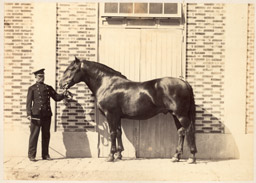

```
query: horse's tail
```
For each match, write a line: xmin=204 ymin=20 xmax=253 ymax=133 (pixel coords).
xmin=184 ymin=81 xmax=197 ymax=154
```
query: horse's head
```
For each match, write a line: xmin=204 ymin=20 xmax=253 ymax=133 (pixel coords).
xmin=59 ymin=57 xmax=83 ymax=89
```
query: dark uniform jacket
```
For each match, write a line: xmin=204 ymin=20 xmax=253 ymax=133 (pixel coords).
xmin=26 ymin=82 xmax=64 ymax=118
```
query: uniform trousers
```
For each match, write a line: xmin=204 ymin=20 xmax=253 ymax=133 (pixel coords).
xmin=28 ymin=116 xmax=51 ymax=159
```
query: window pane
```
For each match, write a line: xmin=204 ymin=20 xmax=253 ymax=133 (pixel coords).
xmin=105 ymin=3 xmax=118 ymax=13
xmin=134 ymin=3 xmax=148 ymax=14
xmin=149 ymin=3 xmax=162 ymax=14
xmin=120 ymin=3 xmax=133 ymax=13
xmin=164 ymin=3 xmax=178 ymax=14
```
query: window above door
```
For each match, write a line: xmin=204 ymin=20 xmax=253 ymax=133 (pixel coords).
xmin=101 ymin=3 xmax=182 ymax=18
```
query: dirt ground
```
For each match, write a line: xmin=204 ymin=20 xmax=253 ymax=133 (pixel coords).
xmin=3 ymin=156 xmax=254 ymax=181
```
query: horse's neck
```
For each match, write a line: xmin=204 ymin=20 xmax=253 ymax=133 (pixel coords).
xmin=81 ymin=63 xmax=110 ymax=94
xmin=82 ymin=61 xmax=128 ymax=95
xmin=82 ymin=72 xmax=101 ymax=95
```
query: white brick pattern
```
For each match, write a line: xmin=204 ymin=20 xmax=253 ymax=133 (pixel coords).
xmin=4 ymin=3 xmax=34 ymax=130
xmin=186 ymin=3 xmax=225 ymax=133
xmin=246 ymin=4 xmax=254 ymax=134
xmin=55 ymin=3 xmax=98 ymax=132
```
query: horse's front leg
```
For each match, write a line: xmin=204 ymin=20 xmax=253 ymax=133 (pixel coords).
xmin=106 ymin=129 xmax=117 ymax=162
xmin=115 ymin=124 xmax=124 ymax=160
xmin=106 ymin=113 xmax=119 ymax=162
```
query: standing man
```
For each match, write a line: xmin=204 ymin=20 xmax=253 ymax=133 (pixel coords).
xmin=26 ymin=68 xmax=66 ymax=161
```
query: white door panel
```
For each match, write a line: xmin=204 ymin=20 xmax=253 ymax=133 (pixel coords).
xmin=98 ymin=28 xmax=183 ymax=158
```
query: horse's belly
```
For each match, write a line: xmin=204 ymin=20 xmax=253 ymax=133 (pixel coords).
xmin=123 ymin=110 xmax=160 ymax=120
xmin=122 ymin=113 xmax=158 ymax=120
xmin=121 ymin=100 xmax=165 ymax=120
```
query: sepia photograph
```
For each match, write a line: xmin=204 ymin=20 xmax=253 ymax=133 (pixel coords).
xmin=0 ymin=1 xmax=255 ymax=182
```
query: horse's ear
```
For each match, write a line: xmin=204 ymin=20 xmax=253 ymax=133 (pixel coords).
xmin=74 ymin=56 xmax=80 ymax=63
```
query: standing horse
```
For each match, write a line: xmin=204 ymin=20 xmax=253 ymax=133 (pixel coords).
xmin=60 ymin=57 xmax=197 ymax=163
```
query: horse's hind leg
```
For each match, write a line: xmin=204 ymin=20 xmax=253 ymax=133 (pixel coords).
xmin=172 ymin=115 xmax=197 ymax=164
xmin=186 ymin=123 xmax=197 ymax=164
xmin=171 ymin=115 xmax=185 ymax=162
xmin=115 ymin=120 xmax=124 ymax=160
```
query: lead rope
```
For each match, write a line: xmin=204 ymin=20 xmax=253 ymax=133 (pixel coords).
xmin=63 ymin=89 xmax=73 ymax=106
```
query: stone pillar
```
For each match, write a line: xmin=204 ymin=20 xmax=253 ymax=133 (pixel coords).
xmin=224 ymin=4 xmax=253 ymax=159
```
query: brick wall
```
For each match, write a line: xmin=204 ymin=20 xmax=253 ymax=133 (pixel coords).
xmin=246 ymin=4 xmax=254 ymax=134
xmin=4 ymin=3 xmax=252 ymax=135
xmin=4 ymin=3 xmax=34 ymax=130
xmin=186 ymin=3 xmax=225 ymax=133
xmin=55 ymin=3 xmax=98 ymax=132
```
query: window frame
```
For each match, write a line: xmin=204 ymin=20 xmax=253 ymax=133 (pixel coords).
xmin=100 ymin=3 xmax=182 ymax=18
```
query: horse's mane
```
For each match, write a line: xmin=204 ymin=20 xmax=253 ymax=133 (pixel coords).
xmin=85 ymin=60 xmax=127 ymax=79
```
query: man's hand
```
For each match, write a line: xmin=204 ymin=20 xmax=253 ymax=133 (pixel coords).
xmin=63 ymin=90 xmax=73 ymax=99
xmin=27 ymin=116 xmax=31 ymax=121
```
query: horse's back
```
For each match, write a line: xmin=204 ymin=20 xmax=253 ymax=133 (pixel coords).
xmin=97 ymin=76 xmax=192 ymax=118
xmin=127 ymin=77 xmax=191 ymax=114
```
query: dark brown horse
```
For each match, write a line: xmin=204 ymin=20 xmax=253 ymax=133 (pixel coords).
xmin=60 ymin=57 xmax=197 ymax=163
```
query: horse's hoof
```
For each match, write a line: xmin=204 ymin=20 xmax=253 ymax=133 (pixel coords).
xmin=187 ymin=158 xmax=196 ymax=164
xmin=106 ymin=156 xmax=114 ymax=162
xmin=171 ymin=153 xmax=181 ymax=162
xmin=115 ymin=155 xmax=122 ymax=160
xmin=171 ymin=157 xmax=180 ymax=162
xmin=114 ymin=152 xmax=122 ymax=160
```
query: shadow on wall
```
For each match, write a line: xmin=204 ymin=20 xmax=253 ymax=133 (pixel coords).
xmin=98 ymin=112 xmax=179 ymax=158
xmin=61 ymin=99 xmax=92 ymax=158
xmin=98 ymin=105 xmax=240 ymax=160
xmin=195 ymin=106 xmax=225 ymax=133
xmin=123 ymin=113 xmax=178 ymax=158
xmin=183 ymin=105 xmax=240 ymax=160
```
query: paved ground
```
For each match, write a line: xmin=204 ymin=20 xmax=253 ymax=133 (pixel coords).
xmin=3 ymin=156 xmax=254 ymax=181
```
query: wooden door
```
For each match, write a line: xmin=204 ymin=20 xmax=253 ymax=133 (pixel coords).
xmin=98 ymin=28 xmax=183 ymax=158
xmin=98 ymin=28 xmax=140 ymax=158
xmin=138 ymin=29 xmax=183 ymax=158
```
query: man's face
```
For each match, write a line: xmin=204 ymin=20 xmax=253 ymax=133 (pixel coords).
xmin=35 ymin=74 xmax=45 ymax=83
